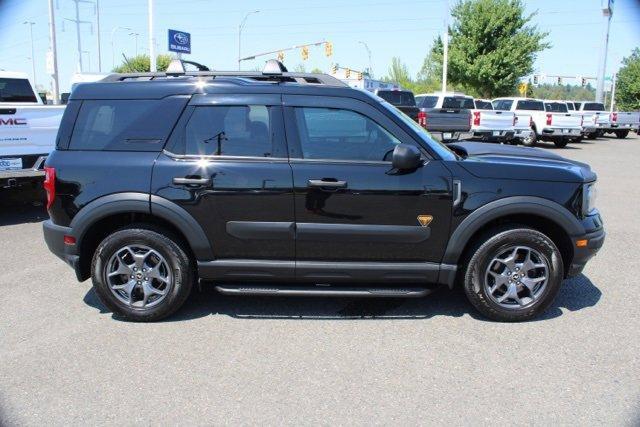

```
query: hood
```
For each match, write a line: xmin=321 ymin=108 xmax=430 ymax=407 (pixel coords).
xmin=448 ymin=141 xmax=596 ymax=183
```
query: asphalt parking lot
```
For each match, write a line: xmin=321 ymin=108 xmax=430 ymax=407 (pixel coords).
xmin=1 ymin=134 xmax=639 ymax=426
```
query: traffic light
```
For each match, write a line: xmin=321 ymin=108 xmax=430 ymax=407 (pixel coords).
xmin=557 ymin=76 xmax=562 ymax=85
xmin=301 ymin=46 xmax=309 ymax=61
xmin=345 ymin=68 xmax=351 ymax=78
xmin=277 ymin=51 xmax=284 ymax=62
xmin=324 ymin=41 xmax=333 ymax=57
xmin=581 ymin=77 xmax=587 ymax=87
xmin=356 ymin=71 xmax=363 ymax=80
xmin=533 ymin=75 xmax=539 ymax=85
xmin=331 ymin=64 xmax=338 ymax=74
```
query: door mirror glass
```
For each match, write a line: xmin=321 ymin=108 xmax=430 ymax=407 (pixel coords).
xmin=391 ymin=144 xmax=422 ymax=170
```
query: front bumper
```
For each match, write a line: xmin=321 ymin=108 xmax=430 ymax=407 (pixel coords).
xmin=43 ymin=219 xmax=83 ymax=281
xmin=567 ymin=213 xmax=605 ymax=277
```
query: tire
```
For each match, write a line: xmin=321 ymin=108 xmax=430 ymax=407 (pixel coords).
xmin=586 ymin=132 xmax=597 ymax=140
xmin=574 ymin=136 xmax=584 ymax=143
xmin=91 ymin=225 xmax=194 ymax=321
xmin=522 ymin=128 xmax=537 ymax=147
xmin=553 ymin=138 xmax=568 ymax=148
xmin=462 ymin=227 xmax=563 ymax=322
xmin=615 ymin=130 xmax=629 ymax=139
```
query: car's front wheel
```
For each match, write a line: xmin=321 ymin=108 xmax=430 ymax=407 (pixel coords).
xmin=615 ymin=130 xmax=629 ymax=139
xmin=91 ymin=225 xmax=194 ymax=321
xmin=554 ymin=138 xmax=569 ymax=148
xmin=463 ymin=227 xmax=563 ymax=322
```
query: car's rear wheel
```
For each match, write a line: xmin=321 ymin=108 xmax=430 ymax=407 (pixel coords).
xmin=554 ymin=138 xmax=569 ymax=148
xmin=522 ymin=129 xmax=537 ymax=147
xmin=91 ymin=225 xmax=194 ymax=321
xmin=463 ymin=227 xmax=563 ymax=322
xmin=615 ymin=130 xmax=629 ymax=139
xmin=586 ymin=132 xmax=597 ymax=140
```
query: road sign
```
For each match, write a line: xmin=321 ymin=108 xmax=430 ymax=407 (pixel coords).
xmin=168 ymin=29 xmax=191 ymax=54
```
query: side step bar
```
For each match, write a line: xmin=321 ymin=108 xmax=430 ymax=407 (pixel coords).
xmin=214 ymin=284 xmax=437 ymax=298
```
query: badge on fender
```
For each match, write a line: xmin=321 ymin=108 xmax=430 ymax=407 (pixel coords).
xmin=417 ymin=215 xmax=433 ymax=227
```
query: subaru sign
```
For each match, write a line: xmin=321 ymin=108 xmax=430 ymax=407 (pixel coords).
xmin=168 ymin=29 xmax=191 ymax=54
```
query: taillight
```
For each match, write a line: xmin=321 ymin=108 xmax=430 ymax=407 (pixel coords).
xmin=417 ymin=111 xmax=427 ymax=128
xmin=43 ymin=166 xmax=56 ymax=210
xmin=546 ymin=113 xmax=552 ymax=126
xmin=611 ymin=112 xmax=617 ymax=122
xmin=472 ymin=111 xmax=481 ymax=126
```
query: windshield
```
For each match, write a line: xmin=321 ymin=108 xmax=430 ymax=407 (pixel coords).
xmin=545 ymin=102 xmax=568 ymax=113
xmin=474 ymin=100 xmax=493 ymax=110
xmin=371 ymin=94 xmax=456 ymax=161
xmin=376 ymin=90 xmax=416 ymax=106
xmin=415 ymin=95 xmax=438 ymax=108
xmin=583 ymin=102 xmax=605 ymax=111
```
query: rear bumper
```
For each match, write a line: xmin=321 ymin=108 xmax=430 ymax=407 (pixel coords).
xmin=432 ymin=131 xmax=473 ymax=142
xmin=541 ymin=128 xmax=582 ymax=137
xmin=471 ymin=130 xmax=515 ymax=141
xmin=43 ymin=219 xmax=83 ymax=281
xmin=0 ymin=155 xmax=47 ymax=188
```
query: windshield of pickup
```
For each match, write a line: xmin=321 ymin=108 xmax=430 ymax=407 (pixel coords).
xmin=443 ymin=96 xmax=475 ymax=109
xmin=583 ymin=102 xmax=606 ymax=111
xmin=0 ymin=78 xmax=37 ymax=103
xmin=516 ymin=100 xmax=545 ymax=111
xmin=545 ymin=102 xmax=568 ymax=113
xmin=415 ymin=95 xmax=438 ymax=108
xmin=376 ymin=90 xmax=416 ymax=106
xmin=474 ymin=100 xmax=493 ymax=110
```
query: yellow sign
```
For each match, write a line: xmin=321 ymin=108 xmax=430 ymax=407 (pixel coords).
xmin=417 ymin=215 xmax=433 ymax=227
xmin=518 ymin=82 xmax=528 ymax=96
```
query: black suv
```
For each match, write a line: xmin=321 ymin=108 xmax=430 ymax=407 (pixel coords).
xmin=43 ymin=60 xmax=605 ymax=322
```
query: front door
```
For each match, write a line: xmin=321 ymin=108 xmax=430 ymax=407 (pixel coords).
xmin=151 ymin=93 xmax=295 ymax=267
xmin=283 ymin=95 xmax=453 ymax=265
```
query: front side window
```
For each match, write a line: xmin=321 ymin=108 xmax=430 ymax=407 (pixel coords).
xmin=183 ymin=105 xmax=273 ymax=157
xmin=293 ymin=107 xmax=402 ymax=162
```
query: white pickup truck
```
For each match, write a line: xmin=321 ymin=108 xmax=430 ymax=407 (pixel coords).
xmin=0 ymin=71 xmax=64 ymax=188
xmin=492 ymin=97 xmax=582 ymax=148
xmin=470 ymin=98 xmax=516 ymax=142
xmin=572 ymin=101 xmax=640 ymax=139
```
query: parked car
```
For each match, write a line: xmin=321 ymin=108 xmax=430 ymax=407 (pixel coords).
xmin=492 ymin=97 xmax=581 ymax=147
xmin=43 ymin=60 xmax=605 ymax=323
xmin=0 ymin=71 xmax=65 ymax=188
xmin=470 ymin=98 xmax=516 ymax=142
xmin=543 ymin=101 xmax=583 ymax=142
xmin=374 ymin=89 xmax=420 ymax=122
xmin=573 ymin=101 xmax=639 ymax=139
xmin=415 ymin=92 xmax=472 ymax=143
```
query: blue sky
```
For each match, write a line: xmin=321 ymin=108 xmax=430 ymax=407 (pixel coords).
xmin=0 ymin=0 xmax=638 ymax=92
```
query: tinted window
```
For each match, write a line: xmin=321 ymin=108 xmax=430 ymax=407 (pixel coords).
xmin=574 ymin=102 xmax=583 ymax=110
xmin=493 ymin=100 xmax=513 ymax=110
xmin=516 ymin=100 xmax=545 ymax=111
xmin=69 ymin=98 xmax=186 ymax=151
xmin=442 ymin=97 xmax=474 ymax=109
xmin=294 ymin=107 xmax=401 ymax=161
xmin=566 ymin=102 xmax=575 ymax=111
xmin=183 ymin=105 xmax=274 ymax=157
xmin=376 ymin=91 xmax=415 ymax=106
xmin=474 ymin=100 xmax=493 ymax=110
xmin=416 ymin=96 xmax=438 ymax=108
xmin=545 ymin=102 xmax=568 ymax=113
xmin=0 ymin=78 xmax=37 ymax=103
xmin=583 ymin=102 xmax=605 ymax=111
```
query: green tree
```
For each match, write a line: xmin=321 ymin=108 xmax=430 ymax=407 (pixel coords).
xmin=444 ymin=0 xmax=550 ymax=98
xmin=384 ymin=57 xmax=413 ymax=88
xmin=615 ymin=48 xmax=640 ymax=111
xmin=112 ymin=54 xmax=173 ymax=73
xmin=530 ymin=83 xmax=595 ymax=101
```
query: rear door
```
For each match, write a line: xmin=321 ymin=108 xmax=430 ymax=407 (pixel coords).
xmin=283 ymin=94 xmax=452 ymax=266
xmin=152 ymin=93 xmax=295 ymax=264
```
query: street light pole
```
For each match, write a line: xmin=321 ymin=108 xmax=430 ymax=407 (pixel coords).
xmin=441 ymin=0 xmax=450 ymax=93
xmin=596 ymin=1 xmax=613 ymax=103
xmin=130 ymin=32 xmax=140 ymax=56
xmin=111 ymin=26 xmax=132 ymax=69
xmin=95 ymin=0 xmax=102 ymax=72
xmin=238 ymin=10 xmax=259 ymax=70
xmin=47 ymin=0 xmax=60 ymax=104
xmin=358 ymin=41 xmax=372 ymax=76
xmin=23 ymin=21 xmax=36 ymax=89
xmin=148 ymin=0 xmax=156 ymax=71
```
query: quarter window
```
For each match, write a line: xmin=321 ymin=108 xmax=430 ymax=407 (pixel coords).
xmin=293 ymin=107 xmax=402 ymax=162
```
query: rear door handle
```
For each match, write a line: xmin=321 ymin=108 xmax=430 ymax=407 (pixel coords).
xmin=308 ymin=179 xmax=347 ymax=189
xmin=173 ymin=177 xmax=210 ymax=186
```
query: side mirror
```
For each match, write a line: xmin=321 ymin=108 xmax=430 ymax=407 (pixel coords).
xmin=391 ymin=144 xmax=422 ymax=171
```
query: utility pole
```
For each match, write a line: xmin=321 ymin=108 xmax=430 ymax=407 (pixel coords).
xmin=596 ymin=0 xmax=613 ymax=103
xmin=47 ymin=0 xmax=60 ymax=104
xmin=610 ymin=73 xmax=617 ymax=112
xmin=65 ymin=0 xmax=94 ymax=73
xmin=441 ymin=0 xmax=450 ymax=92
xmin=148 ymin=0 xmax=156 ymax=71
xmin=95 ymin=0 xmax=101 ymax=72
xmin=238 ymin=10 xmax=260 ymax=70
xmin=23 ymin=21 xmax=36 ymax=89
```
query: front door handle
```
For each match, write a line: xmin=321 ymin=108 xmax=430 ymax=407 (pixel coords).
xmin=173 ymin=176 xmax=210 ymax=186
xmin=307 ymin=179 xmax=347 ymax=189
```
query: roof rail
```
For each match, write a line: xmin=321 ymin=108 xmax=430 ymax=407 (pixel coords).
xmin=101 ymin=58 xmax=347 ymax=87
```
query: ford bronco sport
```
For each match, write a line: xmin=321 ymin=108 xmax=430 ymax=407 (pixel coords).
xmin=42 ymin=60 xmax=605 ymax=322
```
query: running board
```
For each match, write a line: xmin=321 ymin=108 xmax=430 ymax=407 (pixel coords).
xmin=214 ymin=284 xmax=436 ymax=298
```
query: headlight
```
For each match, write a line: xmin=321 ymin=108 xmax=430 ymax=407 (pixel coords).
xmin=583 ymin=182 xmax=597 ymax=215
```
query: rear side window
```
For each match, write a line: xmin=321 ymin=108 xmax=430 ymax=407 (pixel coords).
xmin=376 ymin=91 xmax=415 ymax=106
xmin=69 ymin=98 xmax=187 ymax=151
xmin=474 ymin=100 xmax=493 ymax=110
xmin=0 ymin=78 xmax=37 ymax=103
xmin=516 ymin=100 xmax=545 ymax=111
xmin=545 ymin=102 xmax=568 ymax=113
xmin=181 ymin=105 xmax=276 ymax=157
xmin=583 ymin=102 xmax=605 ymax=111
xmin=416 ymin=96 xmax=438 ymax=108
xmin=493 ymin=100 xmax=513 ymax=110
xmin=566 ymin=102 xmax=575 ymax=111
xmin=442 ymin=97 xmax=474 ymax=109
